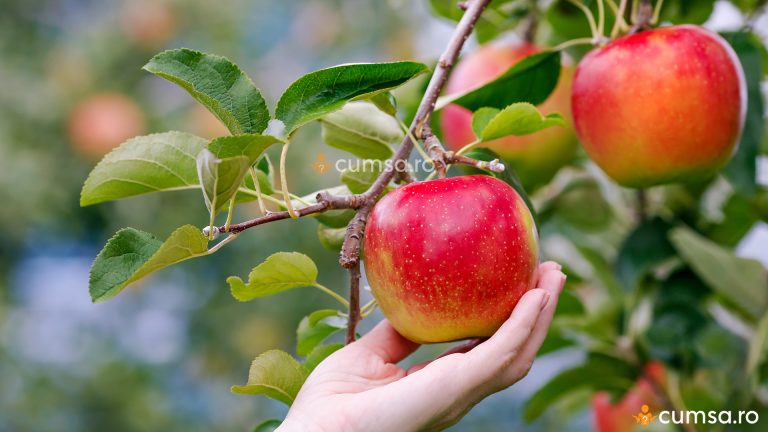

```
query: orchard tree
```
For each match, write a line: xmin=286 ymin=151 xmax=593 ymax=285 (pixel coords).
xmin=80 ymin=0 xmax=768 ymax=430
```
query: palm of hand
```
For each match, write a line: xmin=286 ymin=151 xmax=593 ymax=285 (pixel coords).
xmin=279 ymin=262 xmax=566 ymax=432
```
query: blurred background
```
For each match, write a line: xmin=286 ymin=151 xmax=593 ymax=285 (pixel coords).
xmin=0 ymin=0 xmax=766 ymax=431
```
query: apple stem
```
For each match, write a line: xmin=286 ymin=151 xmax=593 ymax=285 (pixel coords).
xmin=629 ymin=0 xmax=654 ymax=33
xmin=635 ymin=189 xmax=647 ymax=223
xmin=346 ymin=262 xmax=362 ymax=344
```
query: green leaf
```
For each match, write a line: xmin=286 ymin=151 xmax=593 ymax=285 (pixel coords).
xmin=305 ymin=343 xmax=343 ymax=371
xmin=204 ymin=135 xmax=282 ymax=209
xmin=722 ymin=32 xmax=765 ymax=196
xmin=143 ymin=49 xmax=269 ymax=134
xmin=206 ymin=134 xmax=283 ymax=162
xmin=232 ymin=350 xmax=309 ymax=406
xmin=276 ymin=62 xmax=429 ymax=133
xmin=524 ymin=352 xmax=636 ymax=422
xmin=317 ymin=224 xmax=346 ymax=252
xmin=669 ymin=226 xmax=768 ymax=321
xmin=320 ymin=102 xmax=400 ymax=160
xmin=296 ymin=310 xmax=346 ymax=356
xmin=547 ymin=178 xmax=613 ymax=232
xmin=748 ymin=312 xmax=768 ymax=376
xmin=227 ymin=252 xmax=318 ymax=302
xmin=196 ymin=149 xmax=251 ymax=214
xmin=477 ymin=103 xmax=565 ymax=141
xmin=370 ymin=92 xmax=398 ymax=116
xmin=462 ymin=147 xmax=537 ymax=225
xmin=89 ymin=225 xmax=210 ymax=302
xmin=340 ymin=162 xmax=384 ymax=194
xmin=615 ymin=218 xmax=676 ymax=291
xmin=438 ymin=51 xmax=561 ymax=111
xmin=252 ymin=419 xmax=282 ymax=432
xmin=80 ymin=132 xmax=207 ymax=206
xmin=471 ymin=107 xmax=499 ymax=137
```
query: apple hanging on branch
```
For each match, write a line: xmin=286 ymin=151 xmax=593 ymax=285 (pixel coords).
xmin=365 ymin=175 xmax=539 ymax=343
xmin=572 ymin=25 xmax=746 ymax=188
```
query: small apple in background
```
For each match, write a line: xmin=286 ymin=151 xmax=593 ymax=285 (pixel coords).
xmin=572 ymin=25 xmax=746 ymax=188
xmin=592 ymin=362 xmax=667 ymax=432
xmin=120 ymin=0 xmax=177 ymax=49
xmin=441 ymin=43 xmax=579 ymax=191
xmin=364 ymin=175 xmax=539 ymax=343
xmin=186 ymin=105 xmax=230 ymax=139
xmin=68 ymin=92 xmax=146 ymax=159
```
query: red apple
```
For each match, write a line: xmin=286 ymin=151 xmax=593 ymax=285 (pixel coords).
xmin=68 ymin=92 xmax=146 ymax=159
xmin=572 ymin=25 xmax=746 ymax=188
xmin=592 ymin=362 xmax=667 ymax=432
xmin=363 ymin=175 xmax=539 ymax=343
xmin=441 ymin=43 xmax=578 ymax=190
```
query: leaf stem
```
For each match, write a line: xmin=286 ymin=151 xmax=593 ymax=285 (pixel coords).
xmin=312 ymin=283 xmax=350 ymax=308
xmin=289 ymin=193 xmax=313 ymax=207
xmin=360 ymin=299 xmax=378 ymax=317
xmin=208 ymin=233 xmax=239 ymax=254
xmin=224 ymin=197 xmax=236 ymax=231
xmin=566 ymin=0 xmax=600 ymax=40
xmin=279 ymin=143 xmax=299 ymax=219
xmin=552 ymin=37 xmax=596 ymax=52
xmin=237 ymin=187 xmax=284 ymax=207
xmin=651 ymin=0 xmax=664 ymax=24
xmin=609 ymin=0 xmax=630 ymax=38
xmin=250 ymin=168 xmax=268 ymax=215
xmin=597 ymin=0 xmax=606 ymax=38
xmin=207 ymin=209 xmax=216 ymax=240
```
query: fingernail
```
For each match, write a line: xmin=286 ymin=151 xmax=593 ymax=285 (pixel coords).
xmin=540 ymin=292 xmax=550 ymax=309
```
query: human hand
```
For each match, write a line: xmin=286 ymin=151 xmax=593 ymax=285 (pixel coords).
xmin=278 ymin=261 xmax=567 ymax=432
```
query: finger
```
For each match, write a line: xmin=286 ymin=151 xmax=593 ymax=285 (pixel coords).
xmin=406 ymin=338 xmax=485 ymax=375
xmin=466 ymin=288 xmax=549 ymax=379
xmin=503 ymin=268 xmax=566 ymax=384
xmin=369 ymin=289 xmax=548 ymax=429
xmin=354 ymin=320 xmax=420 ymax=364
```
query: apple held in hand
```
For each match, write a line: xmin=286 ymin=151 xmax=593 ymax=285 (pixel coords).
xmin=363 ymin=175 xmax=539 ymax=343
xmin=441 ymin=43 xmax=578 ymax=190
xmin=572 ymin=25 xmax=746 ymax=188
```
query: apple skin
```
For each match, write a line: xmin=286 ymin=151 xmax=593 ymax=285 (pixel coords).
xmin=441 ymin=43 xmax=578 ymax=191
xmin=592 ymin=362 xmax=667 ymax=432
xmin=572 ymin=25 xmax=746 ymax=188
xmin=363 ymin=175 xmax=539 ymax=343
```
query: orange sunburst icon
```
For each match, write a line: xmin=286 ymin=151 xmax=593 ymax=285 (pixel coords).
xmin=633 ymin=404 xmax=657 ymax=426
xmin=312 ymin=153 xmax=330 ymax=174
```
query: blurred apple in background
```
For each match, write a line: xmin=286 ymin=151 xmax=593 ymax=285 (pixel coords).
xmin=186 ymin=105 xmax=230 ymax=140
xmin=68 ymin=92 xmax=146 ymax=159
xmin=592 ymin=362 xmax=667 ymax=432
xmin=442 ymin=42 xmax=579 ymax=191
xmin=120 ymin=0 xmax=177 ymax=49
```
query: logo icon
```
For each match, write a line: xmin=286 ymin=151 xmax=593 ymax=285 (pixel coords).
xmin=312 ymin=153 xmax=330 ymax=174
xmin=633 ymin=404 xmax=657 ymax=426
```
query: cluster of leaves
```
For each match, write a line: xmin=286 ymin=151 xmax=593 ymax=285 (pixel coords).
xmin=80 ymin=32 xmax=564 ymax=419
